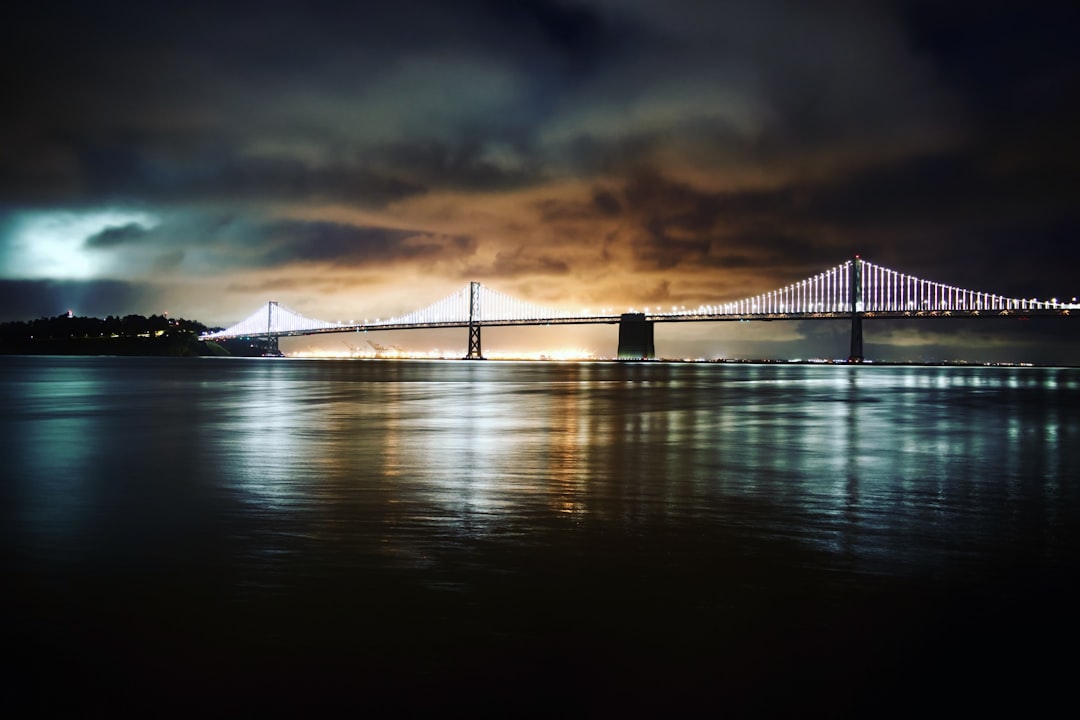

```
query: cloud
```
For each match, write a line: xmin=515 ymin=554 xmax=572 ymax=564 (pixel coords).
xmin=462 ymin=247 xmax=570 ymax=278
xmin=541 ymin=1 xmax=958 ymax=170
xmin=365 ymin=140 xmax=541 ymax=193
xmin=224 ymin=276 xmax=372 ymax=295
xmin=0 ymin=209 xmax=160 ymax=279
xmin=153 ymin=249 xmax=186 ymax=272
xmin=249 ymin=220 xmax=476 ymax=270
xmin=0 ymin=0 xmax=957 ymax=209
xmin=1 ymin=0 xmax=1078 ymax=364
xmin=532 ymin=168 xmax=845 ymax=279
xmin=84 ymin=223 xmax=152 ymax=249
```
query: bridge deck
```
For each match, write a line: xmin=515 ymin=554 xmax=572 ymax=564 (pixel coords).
xmin=207 ymin=308 xmax=1073 ymax=340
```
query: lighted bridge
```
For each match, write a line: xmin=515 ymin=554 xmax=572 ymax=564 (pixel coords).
xmin=200 ymin=257 xmax=1077 ymax=360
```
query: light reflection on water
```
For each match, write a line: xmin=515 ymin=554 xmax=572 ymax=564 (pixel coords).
xmin=4 ymin=358 xmax=1077 ymax=565
xmin=2 ymin=356 xmax=1079 ymax=714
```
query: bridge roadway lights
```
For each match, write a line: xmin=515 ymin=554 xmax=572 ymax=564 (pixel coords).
xmin=617 ymin=313 xmax=656 ymax=360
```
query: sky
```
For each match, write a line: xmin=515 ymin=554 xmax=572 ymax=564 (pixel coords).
xmin=2 ymin=0 xmax=1078 ymax=362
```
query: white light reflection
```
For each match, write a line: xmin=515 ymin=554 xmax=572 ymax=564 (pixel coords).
xmin=221 ymin=364 xmax=314 ymax=512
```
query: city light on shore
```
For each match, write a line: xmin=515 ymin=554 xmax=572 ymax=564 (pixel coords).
xmin=288 ymin=347 xmax=598 ymax=360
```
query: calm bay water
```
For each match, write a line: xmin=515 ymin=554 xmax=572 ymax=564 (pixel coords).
xmin=3 ymin=356 xmax=1079 ymax=715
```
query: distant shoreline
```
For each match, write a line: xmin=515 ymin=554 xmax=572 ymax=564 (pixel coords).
xmin=2 ymin=351 xmax=1075 ymax=369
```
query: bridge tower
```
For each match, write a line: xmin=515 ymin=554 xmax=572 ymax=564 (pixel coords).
xmin=265 ymin=301 xmax=280 ymax=356
xmin=465 ymin=281 xmax=484 ymax=360
xmin=848 ymin=257 xmax=864 ymax=363
xmin=617 ymin=313 xmax=656 ymax=360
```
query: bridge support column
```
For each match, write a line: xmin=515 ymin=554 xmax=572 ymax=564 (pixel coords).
xmin=263 ymin=301 xmax=282 ymax=357
xmin=617 ymin=313 xmax=655 ymax=360
xmin=466 ymin=324 xmax=483 ymax=360
xmin=849 ymin=313 xmax=863 ymax=363
xmin=247 ymin=334 xmax=280 ymax=357
xmin=848 ymin=257 xmax=864 ymax=363
xmin=465 ymin=281 xmax=485 ymax=360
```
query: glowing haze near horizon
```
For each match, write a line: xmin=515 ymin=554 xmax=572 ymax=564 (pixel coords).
xmin=1 ymin=1 xmax=1078 ymax=361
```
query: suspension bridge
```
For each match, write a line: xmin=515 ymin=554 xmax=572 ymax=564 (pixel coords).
xmin=200 ymin=257 xmax=1077 ymax=361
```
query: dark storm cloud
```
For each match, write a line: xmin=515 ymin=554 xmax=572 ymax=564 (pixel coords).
xmin=541 ymin=0 xmax=1077 ymax=289
xmin=73 ymin=213 xmax=473 ymax=275
xmin=537 ymin=169 xmax=844 ymax=274
xmin=538 ymin=142 xmax=1078 ymax=296
xmin=901 ymin=1 xmax=1080 ymax=127
xmin=251 ymin=220 xmax=475 ymax=269
xmin=374 ymin=139 xmax=551 ymax=192
xmin=224 ymin=276 xmax=373 ymax=295
xmin=546 ymin=0 xmax=961 ymax=164
xmin=2 ymin=0 xmax=954 ymax=208
xmin=781 ymin=144 xmax=1080 ymax=290
xmin=2 ymin=0 xmax=1068 ymax=215
xmin=153 ymin=249 xmax=186 ymax=272
xmin=591 ymin=188 xmax=622 ymax=217
xmin=210 ymin=157 xmax=428 ymax=205
xmin=84 ymin=223 xmax=151 ymax=249
xmin=462 ymin=247 xmax=570 ymax=279
xmin=0 ymin=0 xmax=613 ymax=206
xmin=2 ymin=135 xmax=429 ymax=208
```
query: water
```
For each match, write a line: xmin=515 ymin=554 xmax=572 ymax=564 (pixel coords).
xmin=2 ymin=356 xmax=1078 ymax=715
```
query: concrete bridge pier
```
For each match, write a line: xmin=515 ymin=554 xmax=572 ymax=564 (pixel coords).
xmin=849 ymin=313 xmax=863 ymax=363
xmin=617 ymin=313 xmax=656 ymax=360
